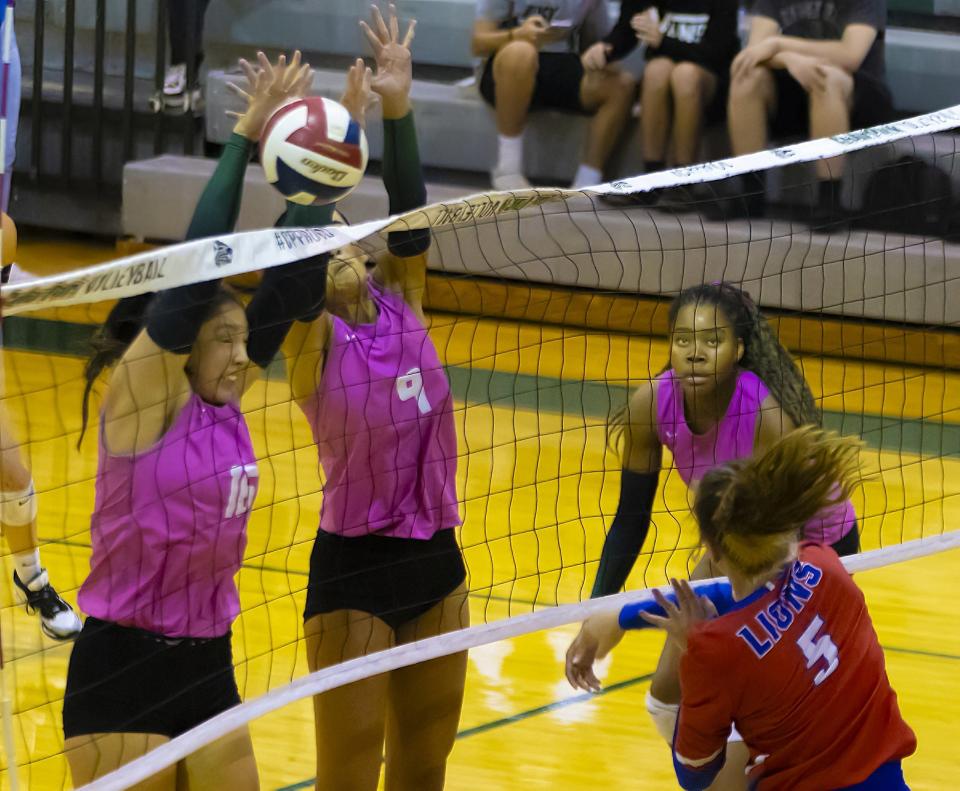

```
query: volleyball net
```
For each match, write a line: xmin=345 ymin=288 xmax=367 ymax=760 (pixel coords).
xmin=1 ymin=105 xmax=959 ymax=789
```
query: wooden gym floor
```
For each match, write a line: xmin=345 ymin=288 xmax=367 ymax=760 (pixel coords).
xmin=0 ymin=234 xmax=957 ymax=790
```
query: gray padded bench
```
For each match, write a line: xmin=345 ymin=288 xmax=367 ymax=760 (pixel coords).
xmin=122 ymin=155 xmax=485 ymax=241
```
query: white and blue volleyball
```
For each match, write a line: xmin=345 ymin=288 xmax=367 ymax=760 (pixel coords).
xmin=260 ymin=96 xmax=368 ymax=206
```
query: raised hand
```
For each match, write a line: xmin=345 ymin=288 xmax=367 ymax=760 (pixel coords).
xmin=339 ymin=58 xmax=375 ymax=128
xmin=228 ymin=50 xmax=314 ymax=141
xmin=360 ymin=2 xmax=415 ymax=119
xmin=639 ymin=579 xmax=718 ymax=652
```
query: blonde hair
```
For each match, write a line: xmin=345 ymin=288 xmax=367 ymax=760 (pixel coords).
xmin=693 ymin=427 xmax=862 ymax=576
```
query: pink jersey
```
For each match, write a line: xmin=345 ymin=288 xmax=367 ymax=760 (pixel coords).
xmin=302 ymin=279 xmax=460 ymax=539
xmin=655 ymin=369 xmax=856 ymax=544
xmin=79 ymin=393 xmax=258 ymax=638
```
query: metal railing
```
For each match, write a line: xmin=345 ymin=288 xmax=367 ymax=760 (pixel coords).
xmin=24 ymin=0 xmax=201 ymax=192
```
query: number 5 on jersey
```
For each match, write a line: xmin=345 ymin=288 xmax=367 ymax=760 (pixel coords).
xmin=797 ymin=614 xmax=839 ymax=686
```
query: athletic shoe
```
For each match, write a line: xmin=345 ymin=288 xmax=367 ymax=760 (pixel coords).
xmin=13 ymin=569 xmax=82 ymax=640
xmin=491 ymin=169 xmax=532 ymax=192
xmin=164 ymin=63 xmax=187 ymax=97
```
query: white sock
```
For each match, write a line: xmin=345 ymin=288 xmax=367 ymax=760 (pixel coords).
xmin=496 ymin=133 xmax=525 ymax=174
xmin=14 ymin=549 xmax=42 ymax=585
xmin=572 ymin=164 xmax=603 ymax=189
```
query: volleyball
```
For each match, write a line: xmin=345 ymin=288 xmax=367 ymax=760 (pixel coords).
xmin=260 ymin=96 xmax=369 ymax=206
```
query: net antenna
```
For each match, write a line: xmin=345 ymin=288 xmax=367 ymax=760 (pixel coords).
xmin=0 ymin=1 xmax=20 ymax=790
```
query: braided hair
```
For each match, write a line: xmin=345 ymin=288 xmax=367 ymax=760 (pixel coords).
xmin=667 ymin=282 xmax=820 ymax=429
xmin=609 ymin=282 xmax=820 ymax=452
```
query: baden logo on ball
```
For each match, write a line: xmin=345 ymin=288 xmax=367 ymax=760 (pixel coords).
xmin=260 ymin=96 xmax=369 ymax=206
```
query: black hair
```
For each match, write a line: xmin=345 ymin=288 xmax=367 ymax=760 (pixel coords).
xmin=667 ymin=282 xmax=820 ymax=428
xmin=78 ymin=288 xmax=241 ymax=447
xmin=609 ymin=282 xmax=820 ymax=452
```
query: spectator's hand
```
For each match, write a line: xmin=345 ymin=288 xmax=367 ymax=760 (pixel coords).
xmin=360 ymin=2 xmax=415 ymax=119
xmin=228 ymin=50 xmax=313 ymax=141
xmin=513 ymin=14 xmax=550 ymax=48
xmin=339 ymin=58 xmax=375 ymax=128
xmin=631 ymin=9 xmax=663 ymax=48
xmin=781 ymin=52 xmax=829 ymax=93
xmin=581 ymin=41 xmax=613 ymax=71
xmin=731 ymin=37 xmax=780 ymax=80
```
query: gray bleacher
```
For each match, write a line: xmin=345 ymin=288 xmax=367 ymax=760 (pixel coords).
xmin=101 ymin=0 xmax=960 ymax=317
xmin=120 ymin=0 xmax=960 ymax=238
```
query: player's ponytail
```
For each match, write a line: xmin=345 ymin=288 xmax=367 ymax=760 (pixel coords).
xmin=694 ymin=427 xmax=861 ymax=576
xmin=78 ymin=293 xmax=154 ymax=447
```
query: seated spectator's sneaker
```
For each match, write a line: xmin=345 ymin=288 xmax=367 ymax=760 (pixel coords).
xmin=491 ymin=169 xmax=532 ymax=192
xmin=164 ymin=63 xmax=187 ymax=97
xmin=596 ymin=189 xmax=662 ymax=208
xmin=657 ymin=176 xmax=766 ymax=220
xmin=13 ymin=569 xmax=82 ymax=640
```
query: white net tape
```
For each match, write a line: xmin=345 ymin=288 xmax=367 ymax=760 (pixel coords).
xmin=4 ymin=103 xmax=960 ymax=319
xmin=83 ymin=531 xmax=960 ymax=790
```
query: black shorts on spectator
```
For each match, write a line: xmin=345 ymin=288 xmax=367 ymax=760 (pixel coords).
xmin=472 ymin=0 xmax=635 ymax=191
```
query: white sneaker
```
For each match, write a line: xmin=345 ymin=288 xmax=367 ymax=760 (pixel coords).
xmin=491 ymin=169 xmax=532 ymax=192
xmin=13 ymin=569 xmax=83 ymax=640
xmin=164 ymin=63 xmax=187 ymax=97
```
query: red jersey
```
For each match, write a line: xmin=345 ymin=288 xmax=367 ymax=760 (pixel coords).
xmin=674 ymin=543 xmax=916 ymax=790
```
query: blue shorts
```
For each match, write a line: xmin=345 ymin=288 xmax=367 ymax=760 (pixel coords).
xmin=838 ymin=761 xmax=909 ymax=790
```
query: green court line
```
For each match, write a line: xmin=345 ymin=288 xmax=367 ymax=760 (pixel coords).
xmin=272 ymin=639 xmax=960 ymax=791
xmin=272 ymin=671 xmax=657 ymax=791
xmin=5 ymin=315 xmax=960 ymax=457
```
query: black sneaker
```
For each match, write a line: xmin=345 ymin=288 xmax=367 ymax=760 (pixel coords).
xmin=13 ymin=569 xmax=82 ymax=640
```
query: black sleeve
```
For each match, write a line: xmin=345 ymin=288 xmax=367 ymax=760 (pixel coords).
xmin=245 ymin=254 xmax=329 ymax=369
xmin=653 ymin=0 xmax=740 ymax=74
xmin=146 ymin=134 xmax=255 ymax=353
xmin=244 ymin=202 xmax=336 ymax=369
xmin=839 ymin=0 xmax=885 ymax=31
xmin=590 ymin=469 xmax=659 ymax=598
xmin=604 ymin=0 xmax=646 ymax=62
xmin=749 ymin=0 xmax=779 ymax=24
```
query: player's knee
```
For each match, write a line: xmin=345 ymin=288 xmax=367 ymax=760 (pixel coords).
xmin=729 ymin=65 xmax=769 ymax=100
xmin=642 ymin=57 xmax=676 ymax=94
xmin=0 ymin=479 xmax=37 ymax=527
xmin=595 ymin=70 xmax=636 ymax=110
xmin=493 ymin=41 xmax=539 ymax=78
xmin=670 ymin=62 xmax=705 ymax=103
xmin=646 ymin=691 xmax=680 ymax=744
xmin=815 ymin=65 xmax=853 ymax=102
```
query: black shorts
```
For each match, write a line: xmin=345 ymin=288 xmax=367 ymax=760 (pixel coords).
xmin=480 ymin=51 xmax=587 ymax=114
xmin=62 ymin=617 xmax=240 ymax=739
xmin=771 ymin=68 xmax=894 ymax=138
xmin=830 ymin=521 xmax=860 ymax=557
xmin=304 ymin=528 xmax=467 ymax=631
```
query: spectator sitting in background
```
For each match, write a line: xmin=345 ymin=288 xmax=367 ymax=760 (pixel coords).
xmin=727 ymin=0 xmax=893 ymax=217
xmin=584 ymin=0 xmax=739 ymax=175
xmin=472 ymin=0 xmax=636 ymax=190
